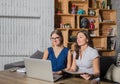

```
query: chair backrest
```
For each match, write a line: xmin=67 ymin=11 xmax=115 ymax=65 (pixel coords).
xmin=30 ymin=50 xmax=43 ymax=59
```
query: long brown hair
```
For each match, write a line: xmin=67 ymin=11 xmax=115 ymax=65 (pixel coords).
xmin=75 ymin=30 xmax=93 ymax=59
xmin=50 ymin=30 xmax=64 ymax=45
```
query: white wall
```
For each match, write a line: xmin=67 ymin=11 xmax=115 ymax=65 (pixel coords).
xmin=0 ymin=0 xmax=54 ymax=70
xmin=0 ymin=0 xmax=54 ymax=55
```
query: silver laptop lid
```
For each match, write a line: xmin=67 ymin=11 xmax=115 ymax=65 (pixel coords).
xmin=24 ymin=58 xmax=54 ymax=82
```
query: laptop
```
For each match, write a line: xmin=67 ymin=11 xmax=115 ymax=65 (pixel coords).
xmin=24 ymin=58 xmax=63 ymax=82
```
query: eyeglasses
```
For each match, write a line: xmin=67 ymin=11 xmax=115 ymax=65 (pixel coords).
xmin=50 ymin=37 xmax=60 ymax=41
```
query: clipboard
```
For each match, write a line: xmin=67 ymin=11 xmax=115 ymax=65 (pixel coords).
xmin=62 ymin=70 xmax=87 ymax=75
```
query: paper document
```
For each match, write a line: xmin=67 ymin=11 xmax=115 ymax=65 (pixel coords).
xmin=17 ymin=68 xmax=26 ymax=73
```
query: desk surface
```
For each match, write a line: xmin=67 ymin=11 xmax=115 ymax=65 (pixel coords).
xmin=0 ymin=70 xmax=111 ymax=84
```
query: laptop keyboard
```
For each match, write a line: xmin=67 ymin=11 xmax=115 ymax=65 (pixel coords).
xmin=53 ymin=74 xmax=63 ymax=81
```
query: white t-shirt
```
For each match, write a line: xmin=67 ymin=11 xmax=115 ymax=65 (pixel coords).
xmin=73 ymin=46 xmax=99 ymax=74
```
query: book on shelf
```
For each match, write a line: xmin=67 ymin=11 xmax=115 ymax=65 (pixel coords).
xmin=103 ymin=20 xmax=114 ymax=23
xmin=107 ymin=38 xmax=116 ymax=50
xmin=111 ymin=39 xmax=116 ymax=50
xmin=107 ymin=26 xmax=116 ymax=36
xmin=98 ymin=14 xmax=102 ymax=22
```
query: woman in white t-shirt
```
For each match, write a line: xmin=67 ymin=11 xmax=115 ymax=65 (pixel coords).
xmin=70 ymin=30 xmax=100 ymax=81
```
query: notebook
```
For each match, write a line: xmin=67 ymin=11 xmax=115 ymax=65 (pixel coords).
xmin=62 ymin=69 xmax=87 ymax=75
xmin=24 ymin=58 xmax=63 ymax=82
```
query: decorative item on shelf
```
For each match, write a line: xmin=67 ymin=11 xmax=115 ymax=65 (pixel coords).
xmin=110 ymin=39 xmax=116 ymax=50
xmin=107 ymin=37 xmax=116 ymax=50
xmin=93 ymin=0 xmax=97 ymax=8
xmin=64 ymin=23 xmax=71 ymax=28
xmin=77 ymin=9 xmax=85 ymax=15
xmin=89 ymin=19 xmax=95 ymax=30
xmin=107 ymin=37 xmax=112 ymax=50
xmin=107 ymin=27 xmax=116 ymax=36
xmin=98 ymin=0 xmax=103 ymax=9
xmin=69 ymin=35 xmax=76 ymax=42
xmin=107 ymin=4 xmax=110 ymax=10
xmin=96 ymin=1 xmax=101 ymax=8
xmin=107 ymin=4 xmax=112 ymax=10
xmin=107 ymin=28 xmax=113 ymax=36
xmin=56 ymin=0 xmax=62 ymax=14
xmin=90 ymin=32 xmax=96 ymax=37
xmin=88 ymin=9 xmax=96 ymax=16
xmin=80 ymin=18 xmax=89 ymax=28
xmin=60 ymin=23 xmax=64 ymax=28
xmin=56 ymin=8 xmax=62 ymax=14
xmin=71 ymin=4 xmax=76 ymax=14
xmin=101 ymin=0 xmax=107 ymax=9
xmin=98 ymin=14 xmax=102 ymax=22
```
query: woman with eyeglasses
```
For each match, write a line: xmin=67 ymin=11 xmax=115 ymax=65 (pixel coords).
xmin=70 ymin=30 xmax=100 ymax=83
xmin=42 ymin=30 xmax=72 ymax=75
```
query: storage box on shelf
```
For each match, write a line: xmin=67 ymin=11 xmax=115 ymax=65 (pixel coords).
xmin=99 ymin=37 xmax=116 ymax=56
xmin=100 ymin=50 xmax=116 ymax=57
xmin=99 ymin=10 xmax=116 ymax=37
xmin=68 ymin=0 xmax=88 ymax=15
xmin=55 ymin=14 xmax=76 ymax=28
xmin=89 ymin=0 xmax=100 ymax=8
xmin=55 ymin=0 xmax=68 ymax=14
xmin=54 ymin=0 xmax=117 ymax=56
xmin=99 ymin=23 xmax=117 ymax=37
xmin=99 ymin=10 xmax=116 ymax=23
xmin=98 ymin=9 xmax=117 ymax=56
xmin=77 ymin=15 xmax=99 ymax=36
xmin=92 ymin=36 xmax=107 ymax=50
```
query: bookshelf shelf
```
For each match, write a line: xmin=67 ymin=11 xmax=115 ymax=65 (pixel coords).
xmin=54 ymin=0 xmax=117 ymax=56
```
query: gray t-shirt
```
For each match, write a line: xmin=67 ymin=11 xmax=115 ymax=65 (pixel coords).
xmin=73 ymin=46 xmax=99 ymax=74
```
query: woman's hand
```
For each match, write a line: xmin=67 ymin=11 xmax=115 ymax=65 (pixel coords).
xmin=69 ymin=68 xmax=76 ymax=72
xmin=64 ymin=68 xmax=70 ymax=71
xmin=80 ymin=73 xmax=94 ymax=80
xmin=53 ymin=71 xmax=62 ymax=75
